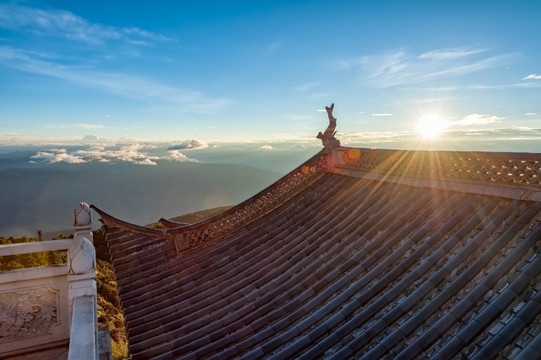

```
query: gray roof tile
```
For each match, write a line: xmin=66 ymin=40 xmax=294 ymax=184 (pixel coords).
xmin=91 ymin=147 xmax=541 ymax=359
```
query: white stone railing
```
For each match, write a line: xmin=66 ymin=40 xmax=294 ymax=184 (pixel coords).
xmin=0 ymin=203 xmax=100 ymax=360
xmin=0 ymin=241 xmax=71 ymax=357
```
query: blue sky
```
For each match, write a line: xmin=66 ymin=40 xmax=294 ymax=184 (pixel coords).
xmin=1 ymin=0 xmax=540 ymax=151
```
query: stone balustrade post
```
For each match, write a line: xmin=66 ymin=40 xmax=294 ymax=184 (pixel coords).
xmin=67 ymin=202 xmax=97 ymax=327
xmin=67 ymin=202 xmax=99 ymax=360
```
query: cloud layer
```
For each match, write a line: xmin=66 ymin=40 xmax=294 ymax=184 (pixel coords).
xmin=30 ymin=143 xmax=200 ymax=165
xmin=454 ymin=114 xmax=503 ymax=126
xmin=341 ymin=127 xmax=541 ymax=152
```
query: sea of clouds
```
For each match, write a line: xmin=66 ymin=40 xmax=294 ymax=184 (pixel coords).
xmin=3 ymin=127 xmax=540 ymax=173
xmin=29 ymin=142 xmax=201 ymax=166
xmin=4 ymin=138 xmax=322 ymax=173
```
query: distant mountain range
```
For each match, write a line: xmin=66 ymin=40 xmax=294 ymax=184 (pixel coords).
xmin=0 ymin=160 xmax=282 ymax=237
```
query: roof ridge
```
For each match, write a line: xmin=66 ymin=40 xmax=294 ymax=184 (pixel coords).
xmin=329 ymin=147 xmax=541 ymax=201
xmin=164 ymin=150 xmax=327 ymax=253
xmin=90 ymin=204 xmax=163 ymax=236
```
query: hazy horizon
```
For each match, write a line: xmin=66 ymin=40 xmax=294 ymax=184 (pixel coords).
xmin=1 ymin=127 xmax=539 ymax=238
xmin=1 ymin=123 xmax=540 ymax=176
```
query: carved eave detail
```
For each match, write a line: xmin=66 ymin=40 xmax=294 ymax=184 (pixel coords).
xmin=90 ymin=205 xmax=163 ymax=237
xmin=167 ymin=152 xmax=325 ymax=254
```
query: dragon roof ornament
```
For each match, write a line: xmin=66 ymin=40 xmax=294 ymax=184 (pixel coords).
xmin=317 ymin=103 xmax=340 ymax=149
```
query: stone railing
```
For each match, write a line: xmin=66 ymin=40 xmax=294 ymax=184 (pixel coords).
xmin=0 ymin=203 xmax=102 ymax=360
xmin=330 ymin=147 xmax=541 ymax=186
xmin=0 ymin=239 xmax=71 ymax=357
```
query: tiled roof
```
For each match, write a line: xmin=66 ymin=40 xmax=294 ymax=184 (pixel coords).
xmin=92 ymin=147 xmax=541 ymax=359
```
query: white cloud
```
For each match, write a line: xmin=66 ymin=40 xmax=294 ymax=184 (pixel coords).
xmin=341 ymin=47 xmax=516 ymax=88
xmin=469 ymin=81 xmax=541 ymax=90
xmin=418 ymin=48 xmax=488 ymax=60
xmin=371 ymin=113 xmax=393 ymax=117
xmin=76 ymin=123 xmax=103 ymax=129
xmin=167 ymin=139 xmax=208 ymax=150
xmin=524 ymin=112 xmax=537 ymax=116
xmin=45 ymin=123 xmax=104 ymax=129
xmin=0 ymin=4 xmax=228 ymax=114
xmin=259 ymin=145 xmax=273 ymax=150
xmin=29 ymin=142 xmax=204 ymax=165
xmin=168 ymin=150 xmax=198 ymax=162
xmin=522 ymin=74 xmax=541 ymax=80
xmin=106 ymin=144 xmax=159 ymax=163
xmin=72 ymin=145 xmax=107 ymax=160
xmin=340 ymin=128 xmax=541 ymax=151
xmin=30 ymin=149 xmax=86 ymax=164
xmin=133 ymin=158 xmax=157 ymax=166
xmin=293 ymin=82 xmax=320 ymax=92
xmin=454 ymin=113 xmax=503 ymax=126
xmin=0 ymin=46 xmax=230 ymax=112
xmin=0 ymin=4 xmax=171 ymax=46
xmin=122 ymin=26 xmax=171 ymax=43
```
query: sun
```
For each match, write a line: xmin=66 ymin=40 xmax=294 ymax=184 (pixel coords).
xmin=415 ymin=114 xmax=449 ymax=138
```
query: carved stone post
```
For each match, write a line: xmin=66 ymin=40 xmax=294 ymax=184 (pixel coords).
xmin=69 ymin=203 xmax=96 ymax=275
xmin=67 ymin=203 xmax=97 ymax=329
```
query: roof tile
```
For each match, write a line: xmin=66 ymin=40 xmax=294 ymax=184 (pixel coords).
xmin=93 ymin=148 xmax=541 ymax=359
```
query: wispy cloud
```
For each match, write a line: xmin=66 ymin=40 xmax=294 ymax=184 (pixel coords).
xmin=45 ymin=123 xmax=104 ymax=129
xmin=371 ymin=113 xmax=393 ymax=117
xmin=469 ymin=81 xmax=541 ymax=89
xmin=282 ymin=114 xmax=312 ymax=121
xmin=340 ymin=131 xmax=411 ymax=145
xmin=341 ymin=127 xmax=541 ymax=152
xmin=263 ymin=40 xmax=283 ymax=56
xmin=418 ymin=48 xmax=488 ymax=60
xmin=293 ymin=82 xmax=321 ymax=92
xmin=0 ymin=4 xmax=229 ymax=113
xmin=383 ymin=97 xmax=455 ymax=107
xmin=0 ymin=3 xmax=172 ymax=46
xmin=0 ymin=46 xmax=230 ymax=112
xmin=524 ymin=112 xmax=537 ymax=116
xmin=338 ymin=47 xmax=516 ymax=88
xmin=523 ymin=74 xmax=541 ymax=80
xmin=454 ymin=113 xmax=503 ymax=126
